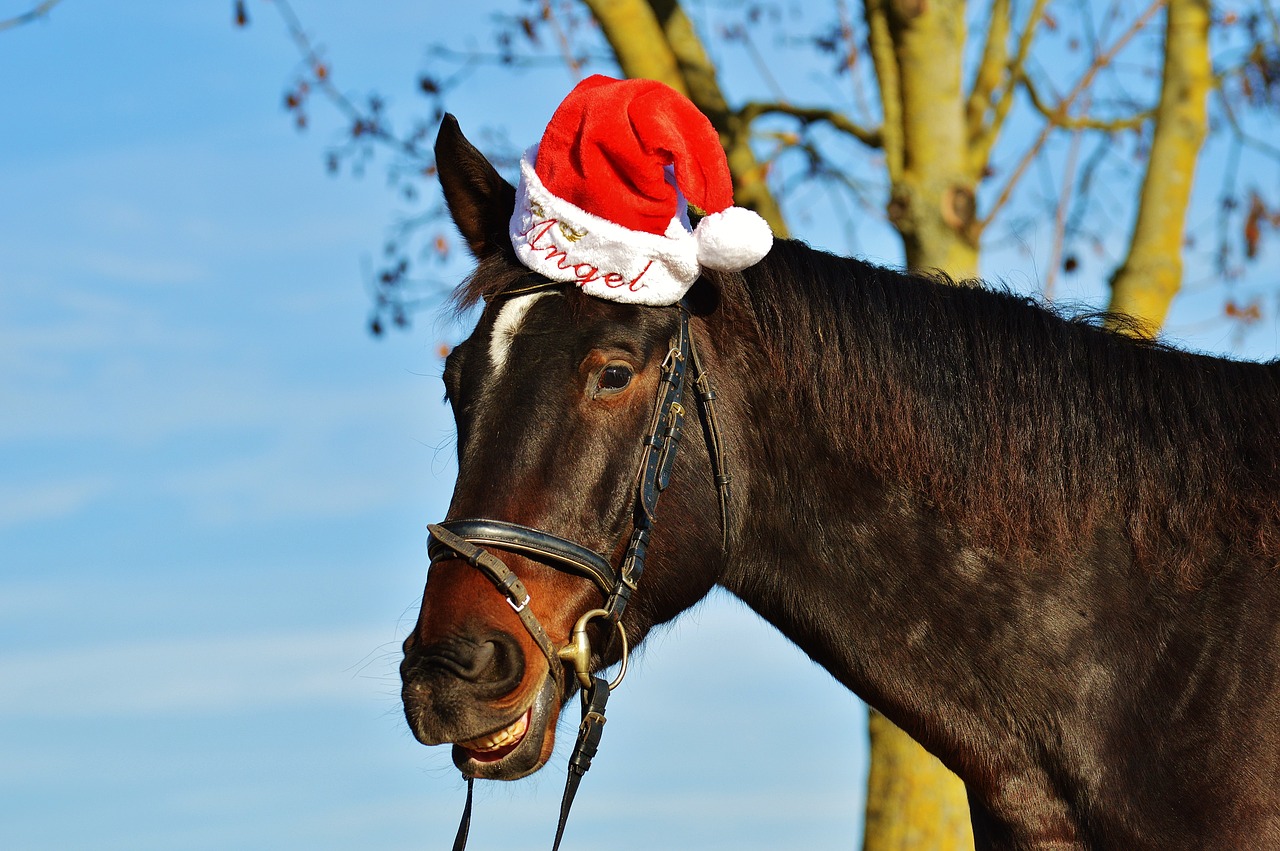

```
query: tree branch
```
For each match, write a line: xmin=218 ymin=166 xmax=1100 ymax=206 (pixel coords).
xmin=0 ymin=0 xmax=63 ymax=32
xmin=738 ymin=101 xmax=883 ymax=148
xmin=1217 ymin=81 xmax=1280 ymax=161
xmin=272 ymin=0 xmax=430 ymax=163
xmin=980 ymin=0 xmax=1165 ymax=229
xmin=835 ymin=0 xmax=876 ymax=126
xmin=968 ymin=0 xmax=1049 ymax=177
xmin=1022 ymin=75 xmax=1154 ymax=131
xmin=579 ymin=0 xmax=686 ymax=91
xmin=1042 ymin=103 xmax=1088 ymax=300
xmin=862 ymin=0 xmax=903 ymax=183
xmin=964 ymin=0 xmax=1011 ymax=152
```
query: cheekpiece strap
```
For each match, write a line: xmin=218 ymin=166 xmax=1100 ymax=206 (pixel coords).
xmin=552 ymin=676 xmax=611 ymax=851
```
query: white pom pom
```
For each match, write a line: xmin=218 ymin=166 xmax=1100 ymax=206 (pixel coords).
xmin=694 ymin=207 xmax=774 ymax=271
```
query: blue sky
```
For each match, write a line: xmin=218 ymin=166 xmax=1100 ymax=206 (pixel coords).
xmin=1 ymin=3 xmax=1276 ymax=851
xmin=0 ymin=5 xmax=865 ymax=849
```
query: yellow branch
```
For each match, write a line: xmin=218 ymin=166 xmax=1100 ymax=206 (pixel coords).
xmin=864 ymin=0 xmax=904 ymax=183
xmin=1021 ymin=76 xmax=1155 ymax=131
xmin=737 ymin=101 xmax=884 ymax=148
xmin=964 ymin=0 xmax=1011 ymax=150
xmin=968 ymin=0 xmax=1049 ymax=177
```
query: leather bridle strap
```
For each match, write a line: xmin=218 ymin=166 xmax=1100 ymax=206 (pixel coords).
xmin=451 ymin=778 xmax=473 ymax=851
xmin=602 ymin=309 xmax=692 ymax=622
xmin=428 ymin=519 xmax=616 ymax=599
xmin=689 ymin=329 xmax=732 ymax=552
xmin=426 ymin=522 xmax=564 ymax=691
xmin=552 ymin=674 xmax=609 ymax=851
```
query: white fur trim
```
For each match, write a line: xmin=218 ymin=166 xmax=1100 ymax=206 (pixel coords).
xmin=509 ymin=147 xmax=699 ymax=306
xmin=694 ymin=206 xmax=773 ymax=271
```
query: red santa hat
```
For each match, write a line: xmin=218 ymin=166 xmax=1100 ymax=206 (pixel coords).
xmin=509 ymin=75 xmax=773 ymax=306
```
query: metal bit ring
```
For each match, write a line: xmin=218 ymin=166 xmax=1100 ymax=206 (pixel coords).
xmin=557 ymin=608 xmax=629 ymax=692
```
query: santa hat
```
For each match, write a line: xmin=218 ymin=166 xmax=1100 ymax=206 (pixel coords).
xmin=509 ymin=75 xmax=773 ymax=306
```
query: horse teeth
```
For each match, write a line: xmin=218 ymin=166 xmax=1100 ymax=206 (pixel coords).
xmin=458 ymin=711 xmax=529 ymax=753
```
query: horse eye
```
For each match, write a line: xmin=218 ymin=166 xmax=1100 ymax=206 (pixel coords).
xmin=593 ymin=363 xmax=633 ymax=397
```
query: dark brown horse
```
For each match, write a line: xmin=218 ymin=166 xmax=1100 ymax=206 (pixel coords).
xmin=401 ymin=116 xmax=1280 ymax=849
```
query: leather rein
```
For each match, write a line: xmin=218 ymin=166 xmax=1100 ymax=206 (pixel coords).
xmin=426 ymin=290 xmax=731 ymax=850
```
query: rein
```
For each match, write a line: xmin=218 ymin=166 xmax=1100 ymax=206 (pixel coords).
xmin=426 ymin=298 xmax=731 ymax=850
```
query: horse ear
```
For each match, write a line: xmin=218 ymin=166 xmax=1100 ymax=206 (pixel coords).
xmin=435 ymin=114 xmax=517 ymax=259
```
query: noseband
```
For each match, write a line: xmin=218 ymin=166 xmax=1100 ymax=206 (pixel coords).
xmin=426 ymin=295 xmax=732 ymax=850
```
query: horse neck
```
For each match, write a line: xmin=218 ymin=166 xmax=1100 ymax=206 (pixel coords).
xmin=700 ymin=258 xmax=1125 ymax=697
xmin=702 ymin=257 xmax=1194 ymax=826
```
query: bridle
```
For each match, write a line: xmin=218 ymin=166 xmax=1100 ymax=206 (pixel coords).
xmin=426 ymin=286 xmax=732 ymax=850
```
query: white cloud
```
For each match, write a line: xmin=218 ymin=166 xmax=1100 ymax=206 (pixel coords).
xmin=78 ymin=249 xmax=209 ymax=286
xmin=0 ymin=627 xmax=403 ymax=718
xmin=0 ymin=477 xmax=108 ymax=528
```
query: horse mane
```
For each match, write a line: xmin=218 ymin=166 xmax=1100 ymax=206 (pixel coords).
xmin=731 ymin=239 xmax=1280 ymax=583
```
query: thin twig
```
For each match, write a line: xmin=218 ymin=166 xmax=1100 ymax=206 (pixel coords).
xmin=1264 ymin=0 xmax=1280 ymax=44
xmin=1043 ymin=98 xmax=1089 ymax=300
xmin=736 ymin=22 xmax=787 ymax=102
xmin=542 ymin=0 xmax=583 ymax=80
xmin=738 ymin=101 xmax=883 ymax=148
xmin=1217 ymin=83 xmax=1280 ymax=161
xmin=427 ymin=43 xmax=609 ymax=68
xmin=272 ymin=0 xmax=430 ymax=163
xmin=1022 ymin=76 xmax=1154 ymax=131
xmin=968 ymin=0 xmax=1050 ymax=173
xmin=835 ymin=0 xmax=874 ymax=126
xmin=981 ymin=0 xmax=1165 ymax=228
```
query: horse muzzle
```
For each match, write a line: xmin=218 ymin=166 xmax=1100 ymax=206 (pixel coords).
xmin=401 ymin=626 xmax=564 ymax=780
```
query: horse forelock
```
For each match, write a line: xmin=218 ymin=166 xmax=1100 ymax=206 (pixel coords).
xmin=731 ymin=239 xmax=1280 ymax=583
xmin=450 ymin=250 xmax=532 ymax=311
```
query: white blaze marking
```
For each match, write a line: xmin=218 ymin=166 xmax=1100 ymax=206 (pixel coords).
xmin=489 ymin=291 xmax=555 ymax=375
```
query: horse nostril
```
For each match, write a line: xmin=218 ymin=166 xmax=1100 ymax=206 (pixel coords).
xmin=446 ymin=639 xmax=495 ymax=680
xmin=413 ymin=632 xmax=525 ymax=697
xmin=476 ymin=632 xmax=525 ymax=697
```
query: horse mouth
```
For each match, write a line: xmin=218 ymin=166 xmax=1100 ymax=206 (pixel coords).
xmin=456 ymin=708 xmax=531 ymax=762
xmin=452 ymin=677 xmax=559 ymax=780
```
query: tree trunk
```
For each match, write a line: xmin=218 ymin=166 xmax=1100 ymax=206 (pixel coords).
xmin=581 ymin=0 xmax=789 ymax=235
xmin=1106 ymin=0 xmax=1211 ymax=335
xmin=868 ymin=0 xmax=980 ymax=280
xmin=864 ymin=711 xmax=976 ymax=849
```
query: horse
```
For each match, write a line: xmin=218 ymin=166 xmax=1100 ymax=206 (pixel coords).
xmin=400 ymin=115 xmax=1280 ymax=849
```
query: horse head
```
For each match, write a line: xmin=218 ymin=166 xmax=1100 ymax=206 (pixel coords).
xmin=400 ymin=116 xmax=734 ymax=781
